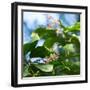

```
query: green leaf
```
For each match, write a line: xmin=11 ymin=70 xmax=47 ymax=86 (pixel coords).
xmin=71 ymin=34 xmax=80 ymax=47
xmin=61 ymin=61 xmax=80 ymax=75
xmin=23 ymin=64 xmax=30 ymax=77
xmin=64 ymin=44 xmax=75 ymax=54
xmin=34 ymin=27 xmax=47 ymax=38
xmin=23 ymin=40 xmax=38 ymax=55
xmin=63 ymin=43 xmax=80 ymax=60
xmin=31 ymin=32 xmax=40 ymax=42
xmin=44 ymin=38 xmax=56 ymax=48
xmin=35 ymin=27 xmax=57 ymax=39
xmin=30 ymin=46 xmax=51 ymax=58
xmin=49 ymin=60 xmax=61 ymax=66
xmin=57 ymin=35 xmax=66 ymax=46
xmin=71 ymin=34 xmax=80 ymax=43
xmin=34 ymin=64 xmax=53 ymax=72
xmin=65 ymin=22 xmax=80 ymax=32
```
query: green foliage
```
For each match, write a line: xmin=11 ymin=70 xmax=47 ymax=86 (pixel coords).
xmin=23 ymin=40 xmax=38 ymax=55
xmin=30 ymin=46 xmax=51 ymax=58
xmin=60 ymin=61 xmax=80 ymax=75
xmin=23 ymin=64 xmax=31 ymax=77
xmin=31 ymin=32 xmax=40 ymax=42
xmin=34 ymin=27 xmax=56 ymax=39
xmin=23 ymin=20 xmax=80 ymax=77
xmin=34 ymin=64 xmax=53 ymax=72
xmin=68 ymin=22 xmax=80 ymax=31
xmin=65 ymin=22 xmax=80 ymax=32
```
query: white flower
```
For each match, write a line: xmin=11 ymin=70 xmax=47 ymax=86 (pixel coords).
xmin=53 ymin=43 xmax=60 ymax=55
xmin=56 ymin=28 xmax=63 ymax=36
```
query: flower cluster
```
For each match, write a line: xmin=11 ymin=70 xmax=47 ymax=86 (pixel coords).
xmin=45 ymin=53 xmax=59 ymax=63
xmin=47 ymin=15 xmax=63 ymax=36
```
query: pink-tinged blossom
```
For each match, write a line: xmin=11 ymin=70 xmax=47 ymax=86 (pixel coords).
xmin=47 ymin=15 xmax=53 ymax=19
xmin=54 ymin=19 xmax=60 ymax=24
